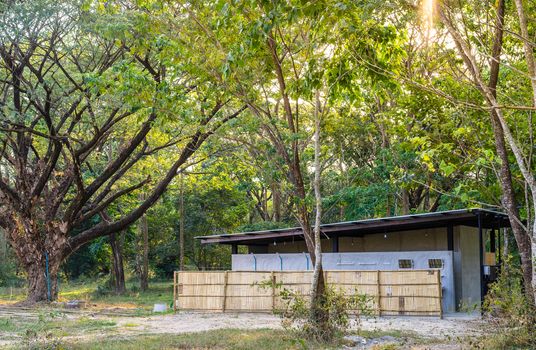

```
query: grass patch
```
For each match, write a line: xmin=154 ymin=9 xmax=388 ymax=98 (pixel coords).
xmin=355 ymin=329 xmax=408 ymax=339
xmin=471 ymin=327 xmax=536 ymax=349
xmin=0 ymin=313 xmax=117 ymax=340
xmin=65 ymin=328 xmax=340 ymax=350
xmin=0 ymin=317 xmax=19 ymax=333
xmin=0 ymin=286 xmax=26 ymax=304
xmin=0 ymin=280 xmax=173 ymax=309
xmin=123 ymin=322 xmax=139 ymax=328
xmin=73 ymin=317 xmax=117 ymax=331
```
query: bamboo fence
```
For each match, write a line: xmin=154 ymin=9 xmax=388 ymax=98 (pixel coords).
xmin=173 ymin=270 xmax=442 ymax=317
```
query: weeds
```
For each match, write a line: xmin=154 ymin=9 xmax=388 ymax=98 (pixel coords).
xmin=476 ymin=258 xmax=536 ymax=349
xmin=276 ymin=285 xmax=374 ymax=343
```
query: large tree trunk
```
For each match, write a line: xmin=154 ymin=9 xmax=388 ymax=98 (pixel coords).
xmin=109 ymin=232 xmax=126 ymax=295
xmin=6 ymin=223 xmax=66 ymax=303
xmin=26 ymin=256 xmax=60 ymax=303
xmin=17 ymin=240 xmax=62 ymax=303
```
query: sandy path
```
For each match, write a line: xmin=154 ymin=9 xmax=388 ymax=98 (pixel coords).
xmin=0 ymin=309 xmax=485 ymax=347
xmin=110 ymin=312 xmax=483 ymax=340
xmin=358 ymin=315 xmax=484 ymax=339
xmin=116 ymin=312 xmax=283 ymax=334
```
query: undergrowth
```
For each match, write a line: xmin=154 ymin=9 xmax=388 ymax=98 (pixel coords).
xmin=270 ymin=282 xmax=374 ymax=344
xmin=475 ymin=258 xmax=536 ymax=349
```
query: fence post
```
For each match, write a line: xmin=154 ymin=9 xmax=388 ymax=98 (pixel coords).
xmin=271 ymin=271 xmax=276 ymax=311
xmin=376 ymin=270 xmax=381 ymax=317
xmin=222 ymin=271 xmax=229 ymax=312
xmin=436 ymin=270 xmax=443 ymax=319
xmin=173 ymin=272 xmax=177 ymax=311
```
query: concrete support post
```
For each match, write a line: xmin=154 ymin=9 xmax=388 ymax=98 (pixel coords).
xmin=477 ymin=213 xmax=485 ymax=306
xmin=332 ymin=235 xmax=339 ymax=253
xmin=447 ymin=225 xmax=454 ymax=251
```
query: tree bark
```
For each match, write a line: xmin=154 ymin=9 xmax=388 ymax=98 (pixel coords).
xmin=486 ymin=0 xmax=534 ymax=301
xmin=4 ymin=221 xmax=66 ymax=303
xmin=26 ymin=259 xmax=58 ymax=303
xmin=139 ymin=194 xmax=149 ymax=291
xmin=512 ymin=0 xmax=536 ymax=308
xmin=401 ymin=189 xmax=410 ymax=215
xmin=109 ymin=231 xmax=126 ymax=295
xmin=272 ymin=181 xmax=281 ymax=222
xmin=439 ymin=3 xmax=535 ymax=304
xmin=19 ymin=241 xmax=61 ymax=303
xmin=310 ymin=90 xmax=326 ymax=331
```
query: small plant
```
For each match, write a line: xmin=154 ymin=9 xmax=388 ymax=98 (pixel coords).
xmin=282 ymin=286 xmax=374 ymax=342
xmin=21 ymin=312 xmax=64 ymax=350
xmin=475 ymin=257 xmax=536 ymax=349
xmin=270 ymin=282 xmax=374 ymax=343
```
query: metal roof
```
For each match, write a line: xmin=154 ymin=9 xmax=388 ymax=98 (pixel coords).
xmin=196 ymin=208 xmax=511 ymax=245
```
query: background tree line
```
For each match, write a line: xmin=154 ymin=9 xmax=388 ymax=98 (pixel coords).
xmin=0 ymin=0 xmax=534 ymax=314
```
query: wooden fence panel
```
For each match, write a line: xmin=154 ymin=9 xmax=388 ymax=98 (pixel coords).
xmin=174 ymin=270 xmax=442 ymax=317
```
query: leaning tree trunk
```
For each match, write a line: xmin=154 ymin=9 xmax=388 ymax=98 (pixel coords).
xmin=109 ymin=232 xmax=126 ymax=295
xmin=486 ymin=0 xmax=535 ymax=303
xmin=512 ymin=0 xmax=536 ymax=308
xmin=439 ymin=2 xmax=536 ymax=306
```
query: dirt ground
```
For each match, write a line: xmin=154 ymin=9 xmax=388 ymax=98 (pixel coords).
xmin=114 ymin=312 xmax=483 ymax=338
xmin=0 ymin=307 xmax=485 ymax=349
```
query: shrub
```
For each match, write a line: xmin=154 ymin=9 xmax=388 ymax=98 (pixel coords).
xmin=276 ymin=285 xmax=374 ymax=343
xmin=477 ymin=258 xmax=536 ymax=349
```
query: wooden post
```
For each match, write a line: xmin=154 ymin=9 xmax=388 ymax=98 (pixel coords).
xmin=173 ymin=271 xmax=177 ymax=311
xmin=376 ymin=270 xmax=381 ymax=317
xmin=271 ymin=271 xmax=276 ymax=311
xmin=222 ymin=271 xmax=229 ymax=312
xmin=436 ymin=270 xmax=443 ymax=319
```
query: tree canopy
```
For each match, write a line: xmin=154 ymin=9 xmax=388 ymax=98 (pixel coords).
xmin=0 ymin=0 xmax=535 ymax=309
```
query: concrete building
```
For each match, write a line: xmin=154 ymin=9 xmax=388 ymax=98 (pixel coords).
xmin=196 ymin=209 xmax=510 ymax=313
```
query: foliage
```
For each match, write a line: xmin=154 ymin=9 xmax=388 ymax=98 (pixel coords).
xmin=0 ymin=0 xmax=534 ymax=316
xmin=478 ymin=259 xmax=536 ymax=349
xmin=276 ymin=285 xmax=374 ymax=343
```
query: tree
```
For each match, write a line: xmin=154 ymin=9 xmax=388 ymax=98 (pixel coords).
xmin=0 ymin=1 xmax=244 ymax=302
xmin=435 ymin=0 xmax=536 ymax=305
xmin=178 ymin=0 xmax=403 ymax=337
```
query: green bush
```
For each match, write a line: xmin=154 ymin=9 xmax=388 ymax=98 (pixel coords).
xmin=477 ymin=258 xmax=536 ymax=349
xmin=276 ymin=285 xmax=374 ymax=343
